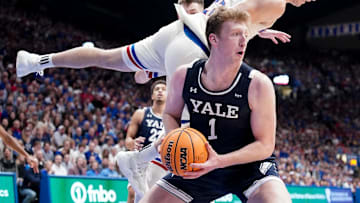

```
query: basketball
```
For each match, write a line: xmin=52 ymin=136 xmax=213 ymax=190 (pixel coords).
xmin=160 ymin=127 xmax=208 ymax=176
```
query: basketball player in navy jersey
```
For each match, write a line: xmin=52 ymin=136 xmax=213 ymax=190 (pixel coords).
xmin=140 ymin=8 xmax=291 ymax=203
xmin=121 ymin=80 xmax=168 ymax=203
xmin=0 ymin=125 xmax=39 ymax=173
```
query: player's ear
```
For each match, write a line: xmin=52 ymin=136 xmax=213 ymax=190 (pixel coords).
xmin=209 ymin=33 xmax=217 ymax=46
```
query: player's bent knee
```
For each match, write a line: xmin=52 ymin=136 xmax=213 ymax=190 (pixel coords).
xmin=139 ymin=185 xmax=184 ymax=203
xmin=248 ymin=179 xmax=291 ymax=203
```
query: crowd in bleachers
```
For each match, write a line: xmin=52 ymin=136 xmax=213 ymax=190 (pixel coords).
xmin=0 ymin=1 xmax=359 ymax=202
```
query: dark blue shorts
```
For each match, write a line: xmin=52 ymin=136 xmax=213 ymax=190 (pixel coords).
xmin=157 ymin=160 xmax=281 ymax=203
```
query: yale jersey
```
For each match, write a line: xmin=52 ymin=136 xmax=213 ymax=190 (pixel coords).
xmin=136 ymin=107 xmax=164 ymax=147
xmin=183 ymin=59 xmax=275 ymax=164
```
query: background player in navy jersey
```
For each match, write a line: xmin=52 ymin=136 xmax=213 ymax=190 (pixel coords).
xmin=120 ymin=80 xmax=168 ymax=203
xmin=0 ymin=125 xmax=39 ymax=173
xmin=140 ymin=8 xmax=291 ymax=203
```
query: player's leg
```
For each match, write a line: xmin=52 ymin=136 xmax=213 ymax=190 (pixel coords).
xmin=16 ymin=46 xmax=135 ymax=77
xmin=145 ymin=161 xmax=168 ymax=189
xmin=16 ymin=24 xmax=168 ymax=78
xmin=139 ymin=184 xmax=185 ymax=203
xmin=247 ymin=178 xmax=291 ymax=203
xmin=127 ymin=185 xmax=135 ymax=203
xmin=116 ymin=151 xmax=149 ymax=199
xmin=52 ymin=47 xmax=131 ymax=71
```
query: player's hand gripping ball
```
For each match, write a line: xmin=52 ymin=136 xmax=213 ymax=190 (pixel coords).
xmin=160 ymin=127 xmax=208 ymax=176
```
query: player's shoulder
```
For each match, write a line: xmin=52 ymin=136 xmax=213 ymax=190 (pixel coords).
xmin=132 ymin=107 xmax=147 ymax=120
xmin=174 ymin=58 xmax=203 ymax=78
xmin=248 ymin=69 xmax=274 ymax=92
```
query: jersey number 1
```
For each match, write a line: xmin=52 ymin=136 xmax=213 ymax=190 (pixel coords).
xmin=208 ymin=118 xmax=218 ymax=140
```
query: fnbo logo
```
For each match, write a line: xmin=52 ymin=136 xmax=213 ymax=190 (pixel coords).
xmin=0 ymin=189 xmax=9 ymax=197
xmin=70 ymin=182 xmax=117 ymax=203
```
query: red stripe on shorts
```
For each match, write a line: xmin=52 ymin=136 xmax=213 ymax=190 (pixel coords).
xmin=151 ymin=160 xmax=168 ymax=171
xmin=126 ymin=46 xmax=143 ymax=70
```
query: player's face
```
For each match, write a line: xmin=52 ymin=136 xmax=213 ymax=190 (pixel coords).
xmin=152 ymin=84 xmax=167 ymax=102
xmin=181 ymin=2 xmax=204 ymax=14
xmin=216 ymin=21 xmax=248 ymax=62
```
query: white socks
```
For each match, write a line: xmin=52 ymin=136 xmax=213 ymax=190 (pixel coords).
xmin=39 ymin=54 xmax=55 ymax=69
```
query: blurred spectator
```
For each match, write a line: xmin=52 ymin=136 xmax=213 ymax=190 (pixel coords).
xmin=85 ymin=142 xmax=101 ymax=164
xmin=0 ymin=146 xmax=16 ymax=172
xmin=52 ymin=125 xmax=67 ymax=148
xmin=20 ymin=160 xmax=41 ymax=203
xmin=34 ymin=150 xmax=45 ymax=170
xmin=86 ymin=161 xmax=100 ymax=176
xmin=100 ymin=161 xmax=119 ymax=177
xmin=70 ymin=143 xmax=86 ymax=164
xmin=42 ymin=141 xmax=54 ymax=161
xmin=68 ymin=156 xmax=87 ymax=175
xmin=109 ymin=146 xmax=119 ymax=163
xmin=51 ymin=154 xmax=67 ymax=176
xmin=63 ymin=153 xmax=73 ymax=171
xmin=43 ymin=160 xmax=54 ymax=175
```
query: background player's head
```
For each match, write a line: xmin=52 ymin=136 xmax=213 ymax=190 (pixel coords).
xmin=205 ymin=7 xmax=250 ymax=61
xmin=151 ymin=80 xmax=167 ymax=103
xmin=178 ymin=0 xmax=204 ymax=14
xmin=286 ymin=0 xmax=312 ymax=7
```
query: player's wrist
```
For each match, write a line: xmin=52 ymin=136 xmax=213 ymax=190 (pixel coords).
xmin=216 ymin=154 xmax=226 ymax=169
xmin=258 ymin=29 xmax=267 ymax=33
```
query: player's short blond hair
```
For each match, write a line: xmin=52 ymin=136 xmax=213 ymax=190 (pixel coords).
xmin=206 ymin=7 xmax=250 ymax=48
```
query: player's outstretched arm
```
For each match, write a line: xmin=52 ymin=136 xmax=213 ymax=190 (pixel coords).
xmin=0 ymin=125 xmax=39 ymax=173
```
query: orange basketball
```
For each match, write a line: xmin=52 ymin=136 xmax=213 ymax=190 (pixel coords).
xmin=160 ymin=127 xmax=208 ymax=176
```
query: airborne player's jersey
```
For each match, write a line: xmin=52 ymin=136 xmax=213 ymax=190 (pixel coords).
xmin=183 ymin=59 xmax=275 ymax=163
xmin=136 ymin=107 xmax=164 ymax=147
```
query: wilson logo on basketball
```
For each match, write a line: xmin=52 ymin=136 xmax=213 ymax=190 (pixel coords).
xmin=161 ymin=127 xmax=208 ymax=176
xmin=165 ymin=141 xmax=174 ymax=172
xmin=180 ymin=148 xmax=188 ymax=170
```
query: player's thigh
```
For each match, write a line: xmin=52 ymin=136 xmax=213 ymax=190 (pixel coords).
xmin=146 ymin=162 xmax=168 ymax=189
xmin=100 ymin=47 xmax=134 ymax=72
xmin=247 ymin=179 xmax=291 ymax=203
xmin=139 ymin=184 xmax=185 ymax=203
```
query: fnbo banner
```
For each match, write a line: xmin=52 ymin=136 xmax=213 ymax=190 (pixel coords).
xmin=288 ymin=186 xmax=353 ymax=203
xmin=40 ymin=175 xmax=128 ymax=203
xmin=0 ymin=173 xmax=17 ymax=203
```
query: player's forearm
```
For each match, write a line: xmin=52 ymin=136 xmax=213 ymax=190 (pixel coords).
xmin=218 ymin=140 xmax=274 ymax=168
xmin=0 ymin=126 xmax=30 ymax=158
xmin=163 ymin=113 xmax=181 ymax=135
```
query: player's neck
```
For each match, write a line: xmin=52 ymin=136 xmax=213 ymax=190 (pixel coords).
xmin=202 ymin=58 xmax=242 ymax=91
xmin=152 ymin=102 xmax=165 ymax=117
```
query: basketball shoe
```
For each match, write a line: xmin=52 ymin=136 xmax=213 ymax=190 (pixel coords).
xmin=16 ymin=50 xmax=45 ymax=77
xmin=116 ymin=151 xmax=149 ymax=199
